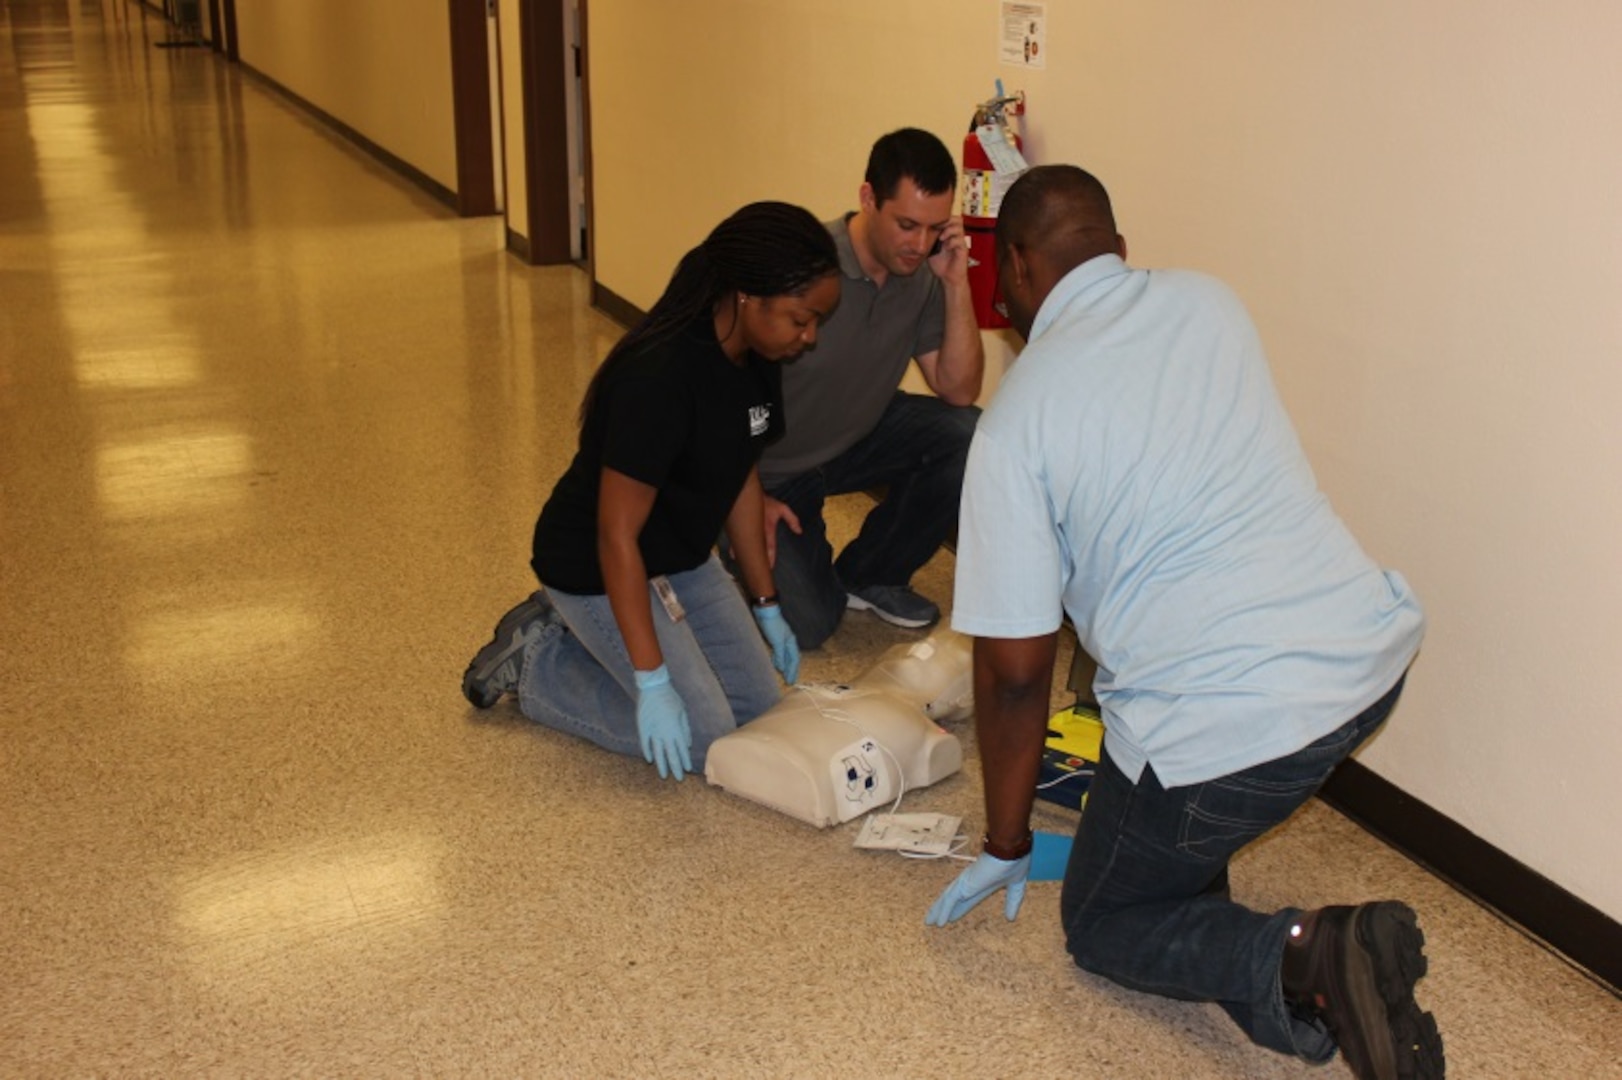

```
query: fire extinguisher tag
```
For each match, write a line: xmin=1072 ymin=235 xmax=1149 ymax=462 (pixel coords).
xmin=975 ymin=124 xmax=1030 ymax=175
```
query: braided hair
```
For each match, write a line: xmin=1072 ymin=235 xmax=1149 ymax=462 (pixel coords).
xmin=579 ymin=201 xmax=839 ymax=424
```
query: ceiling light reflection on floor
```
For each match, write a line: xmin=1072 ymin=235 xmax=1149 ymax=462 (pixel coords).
xmin=123 ymin=596 xmax=319 ymax=677
xmin=94 ymin=426 xmax=251 ymax=522
xmin=172 ymin=834 xmax=447 ymax=976
xmin=73 ymin=342 xmax=202 ymax=389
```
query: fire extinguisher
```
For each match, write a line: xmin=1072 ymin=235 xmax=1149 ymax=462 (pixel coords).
xmin=961 ymin=90 xmax=1027 ymax=330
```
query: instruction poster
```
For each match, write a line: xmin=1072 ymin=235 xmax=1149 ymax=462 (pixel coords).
xmin=1000 ymin=2 xmax=1046 ymax=69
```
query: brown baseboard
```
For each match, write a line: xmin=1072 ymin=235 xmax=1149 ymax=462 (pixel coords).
xmin=235 ymin=61 xmax=458 ymax=213
xmin=1319 ymin=758 xmax=1618 ymax=994
xmin=505 ymin=227 xmax=531 ymax=262
xmin=590 ymin=280 xmax=644 ymax=329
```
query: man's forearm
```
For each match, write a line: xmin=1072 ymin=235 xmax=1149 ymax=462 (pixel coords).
xmin=974 ymin=634 xmax=1058 ymax=848
xmin=932 ymin=279 xmax=986 ymax=405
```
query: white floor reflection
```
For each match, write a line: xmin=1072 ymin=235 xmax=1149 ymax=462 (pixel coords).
xmin=122 ymin=594 xmax=318 ymax=676
xmin=94 ymin=426 xmax=251 ymax=522
xmin=172 ymin=833 xmax=446 ymax=974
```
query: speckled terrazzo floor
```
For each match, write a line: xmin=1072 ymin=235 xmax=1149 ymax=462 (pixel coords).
xmin=2 ymin=3 xmax=1617 ymax=1077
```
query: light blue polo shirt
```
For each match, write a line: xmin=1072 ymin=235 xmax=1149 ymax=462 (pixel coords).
xmin=952 ymin=255 xmax=1424 ymax=787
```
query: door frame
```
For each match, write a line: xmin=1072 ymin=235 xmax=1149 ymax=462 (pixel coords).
xmin=217 ymin=0 xmax=238 ymax=61
xmin=448 ymin=0 xmax=498 ymax=216
xmin=578 ymin=0 xmax=595 ymax=280
xmin=514 ymin=0 xmax=580 ymax=264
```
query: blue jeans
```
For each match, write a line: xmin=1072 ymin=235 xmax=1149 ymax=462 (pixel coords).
xmin=764 ymin=392 xmax=978 ymax=648
xmin=517 ymin=556 xmax=784 ymax=770
xmin=1058 ymin=676 xmax=1408 ymax=1063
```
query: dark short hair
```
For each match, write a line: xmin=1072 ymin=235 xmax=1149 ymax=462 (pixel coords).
xmin=996 ymin=165 xmax=1116 ymax=254
xmin=865 ymin=128 xmax=956 ymax=207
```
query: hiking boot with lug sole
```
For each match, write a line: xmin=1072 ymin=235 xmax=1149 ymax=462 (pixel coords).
xmin=1282 ymin=901 xmax=1445 ymax=1080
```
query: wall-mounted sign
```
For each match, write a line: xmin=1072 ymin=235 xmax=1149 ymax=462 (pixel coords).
xmin=1000 ymin=2 xmax=1046 ymax=70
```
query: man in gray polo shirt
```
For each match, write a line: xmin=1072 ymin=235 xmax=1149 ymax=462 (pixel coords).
xmin=754 ymin=128 xmax=985 ymax=649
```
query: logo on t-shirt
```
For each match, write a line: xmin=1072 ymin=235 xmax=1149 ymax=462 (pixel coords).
xmin=748 ymin=404 xmax=771 ymax=437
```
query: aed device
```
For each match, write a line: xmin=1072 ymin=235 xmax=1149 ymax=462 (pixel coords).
xmin=704 ymin=631 xmax=972 ymax=828
xmin=962 ymin=87 xmax=1028 ymax=329
xmin=1036 ymin=702 xmax=1104 ymax=811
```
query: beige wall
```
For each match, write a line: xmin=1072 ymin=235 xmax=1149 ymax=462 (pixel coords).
xmin=232 ymin=0 xmax=458 ymax=192
xmin=588 ymin=0 xmax=1622 ymax=920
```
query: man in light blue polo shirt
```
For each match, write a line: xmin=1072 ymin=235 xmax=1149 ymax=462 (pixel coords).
xmin=925 ymin=166 xmax=1442 ymax=1080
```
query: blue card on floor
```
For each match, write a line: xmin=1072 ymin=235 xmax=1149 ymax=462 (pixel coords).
xmin=1031 ymin=831 xmax=1073 ymax=881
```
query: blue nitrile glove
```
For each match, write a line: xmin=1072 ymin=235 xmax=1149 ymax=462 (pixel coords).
xmin=925 ymin=851 xmax=1031 ymax=926
xmin=752 ymin=603 xmax=800 ymax=684
xmin=632 ymin=665 xmax=693 ymax=781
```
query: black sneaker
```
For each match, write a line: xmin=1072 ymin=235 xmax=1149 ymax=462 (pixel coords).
xmin=462 ymin=592 xmax=553 ymax=708
xmin=1281 ymin=902 xmax=1445 ymax=1080
xmin=845 ymin=585 xmax=940 ymax=629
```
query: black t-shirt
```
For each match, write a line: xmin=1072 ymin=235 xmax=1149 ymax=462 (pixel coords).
xmin=530 ymin=318 xmax=784 ymax=594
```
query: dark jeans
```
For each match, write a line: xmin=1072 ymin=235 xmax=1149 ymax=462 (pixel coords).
xmin=764 ymin=392 xmax=978 ymax=649
xmin=1059 ymin=676 xmax=1408 ymax=1063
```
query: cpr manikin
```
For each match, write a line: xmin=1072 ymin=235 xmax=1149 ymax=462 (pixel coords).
xmin=704 ymin=630 xmax=972 ymax=827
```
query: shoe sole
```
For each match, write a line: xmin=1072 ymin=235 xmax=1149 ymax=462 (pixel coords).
xmin=1348 ymin=902 xmax=1446 ymax=1080
xmin=844 ymin=593 xmax=938 ymax=629
xmin=462 ymin=595 xmax=550 ymax=709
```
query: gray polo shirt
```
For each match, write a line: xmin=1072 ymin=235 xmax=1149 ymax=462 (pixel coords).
xmin=758 ymin=213 xmax=946 ymax=488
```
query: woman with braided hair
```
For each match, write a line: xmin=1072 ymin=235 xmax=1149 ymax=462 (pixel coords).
xmin=463 ymin=202 xmax=842 ymax=781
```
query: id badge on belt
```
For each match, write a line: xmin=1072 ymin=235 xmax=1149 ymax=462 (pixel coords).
xmin=651 ymin=575 xmax=686 ymax=623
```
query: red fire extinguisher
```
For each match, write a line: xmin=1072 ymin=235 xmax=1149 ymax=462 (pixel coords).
xmin=961 ymin=90 xmax=1026 ymax=330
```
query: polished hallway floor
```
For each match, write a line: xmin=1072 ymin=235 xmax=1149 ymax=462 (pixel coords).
xmin=3 ymin=3 xmax=1618 ymax=1077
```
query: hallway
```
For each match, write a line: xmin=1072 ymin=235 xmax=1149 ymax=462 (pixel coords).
xmin=2 ymin=3 xmax=1617 ymax=1076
